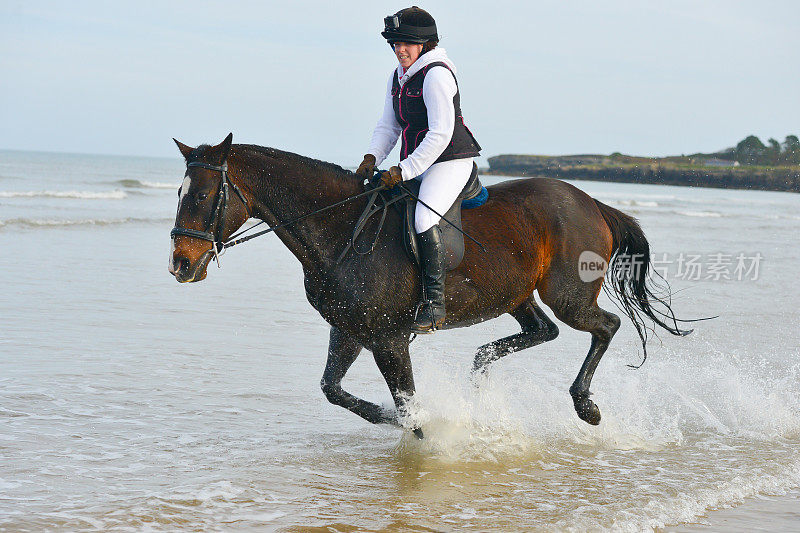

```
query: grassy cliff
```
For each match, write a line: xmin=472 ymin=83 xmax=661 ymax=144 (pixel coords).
xmin=485 ymin=153 xmax=800 ymax=193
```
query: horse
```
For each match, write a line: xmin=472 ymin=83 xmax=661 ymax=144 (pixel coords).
xmin=168 ymin=133 xmax=691 ymax=436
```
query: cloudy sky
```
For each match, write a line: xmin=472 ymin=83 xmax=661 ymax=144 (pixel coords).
xmin=1 ymin=0 xmax=798 ymax=166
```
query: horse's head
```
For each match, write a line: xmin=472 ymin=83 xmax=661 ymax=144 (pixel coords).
xmin=169 ymin=133 xmax=250 ymax=282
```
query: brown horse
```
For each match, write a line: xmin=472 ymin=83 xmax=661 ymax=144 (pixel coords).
xmin=169 ymin=134 xmax=691 ymax=436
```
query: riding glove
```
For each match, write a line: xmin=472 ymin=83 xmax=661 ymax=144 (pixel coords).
xmin=355 ymin=154 xmax=377 ymax=178
xmin=380 ymin=166 xmax=403 ymax=188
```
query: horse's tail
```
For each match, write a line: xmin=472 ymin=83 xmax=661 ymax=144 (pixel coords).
xmin=593 ymin=199 xmax=694 ymax=367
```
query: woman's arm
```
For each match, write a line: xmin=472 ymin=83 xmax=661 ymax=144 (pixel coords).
xmin=367 ymin=72 xmax=402 ymax=165
xmin=397 ymin=66 xmax=457 ymax=179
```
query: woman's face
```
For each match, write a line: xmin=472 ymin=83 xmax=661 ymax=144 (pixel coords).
xmin=393 ymin=42 xmax=424 ymax=70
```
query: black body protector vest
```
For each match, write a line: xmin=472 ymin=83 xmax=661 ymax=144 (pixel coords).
xmin=391 ymin=61 xmax=481 ymax=164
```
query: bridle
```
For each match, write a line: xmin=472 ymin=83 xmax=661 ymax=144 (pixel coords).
xmin=169 ymin=163 xmax=482 ymax=270
xmin=170 ymin=159 xmax=387 ymax=269
xmin=170 ymin=161 xmax=249 ymax=265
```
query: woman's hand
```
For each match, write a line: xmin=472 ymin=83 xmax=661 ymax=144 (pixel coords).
xmin=355 ymin=154 xmax=377 ymax=178
xmin=380 ymin=166 xmax=403 ymax=188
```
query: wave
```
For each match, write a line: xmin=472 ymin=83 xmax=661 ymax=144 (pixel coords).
xmin=592 ymin=192 xmax=677 ymax=201
xmin=0 ymin=217 xmax=172 ymax=229
xmin=0 ymin=190 xmax=127 ymax=199
xmin=647 ymin=209 xmax=799 ymax=222
xmin=611 ymin=199 xmax=660 ymax=208
xmin=114 ymin=179 xmax=175 ymax=189
xmin=678 ymin=210 xmax=723 ymax=217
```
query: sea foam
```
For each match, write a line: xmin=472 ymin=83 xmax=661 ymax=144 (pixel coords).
xmin=0 ymin=190 xmax=127 ymax=199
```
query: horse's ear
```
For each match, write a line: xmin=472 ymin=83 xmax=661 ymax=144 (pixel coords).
xmin=173 ymin=138 xmax=194 ymax=160
xmin=210 ymin=133 xmax=234 ymax=165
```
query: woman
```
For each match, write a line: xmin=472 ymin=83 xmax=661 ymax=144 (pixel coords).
xmin=356 ymin=6 xmax=481 ymax=334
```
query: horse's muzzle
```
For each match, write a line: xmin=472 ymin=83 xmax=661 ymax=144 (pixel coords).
xmin=169 ymin=251 xmax=211 ymax=283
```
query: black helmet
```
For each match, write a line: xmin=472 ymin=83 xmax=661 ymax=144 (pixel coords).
xmin=381 ymin=6 xmax=438 ymax=44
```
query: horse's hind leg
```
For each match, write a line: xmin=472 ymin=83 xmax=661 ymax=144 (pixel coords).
xmin=320 ymin=326 xmax=395 ymax=425
xmin=566 ymin=305 xmax=620 ymax=425
xmin=544 ymin=295 xmax=621 ymax=425
xmin=472 ymin=297 xmax=560 ymax=374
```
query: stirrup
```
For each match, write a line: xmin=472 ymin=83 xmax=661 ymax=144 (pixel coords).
xmin=412 ymin=300 xmax=444 ymax=333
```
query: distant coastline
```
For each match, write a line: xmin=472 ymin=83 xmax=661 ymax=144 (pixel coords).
xmin=484 ymin=135 xmax=800 ymax=193
xmin=484 ymin=153 xmax=800 ymax=193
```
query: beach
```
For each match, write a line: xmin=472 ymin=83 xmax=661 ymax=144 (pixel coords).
xmin=1 ymin=149 xmax=798 ymax=531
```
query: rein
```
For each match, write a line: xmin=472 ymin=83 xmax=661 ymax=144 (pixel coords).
xmin=172 ymin=163 xmax=484 ymax=267
xmin=171 ymin=159 xmax=388 ymax=266
xmin=223 ymin=182 xmax=387 ymax=250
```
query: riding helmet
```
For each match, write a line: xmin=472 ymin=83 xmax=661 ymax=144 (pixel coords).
xmin=381 ymin=6 xmax=438 ymax=44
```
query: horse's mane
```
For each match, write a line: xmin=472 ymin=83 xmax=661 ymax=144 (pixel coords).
xmin=235 ymin=144 xmax=356 ymax=180
xmin=189 ymin=142 xmax=362 ymax=197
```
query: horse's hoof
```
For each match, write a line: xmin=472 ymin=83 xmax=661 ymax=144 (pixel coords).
xmin=470 ymin=361 xmax=489 ymax=378
xmin=412 ymin=427 xmax=424 ymax=439
xmin=573 ymin=395 xmax=602 ymax=426
xmin=472 ymin=346 xmax=505 ymax=377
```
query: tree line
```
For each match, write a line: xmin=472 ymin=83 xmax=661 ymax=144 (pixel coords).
xmin=713 ymin=134 xmax=800 ymax=166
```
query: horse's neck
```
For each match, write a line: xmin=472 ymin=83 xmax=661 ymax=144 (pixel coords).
xmin=237 ymin=154 xmax=364 ymax=273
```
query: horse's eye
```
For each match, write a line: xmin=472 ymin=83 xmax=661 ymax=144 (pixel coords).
xmin=198 ymin=193 xmax=208 ymax=202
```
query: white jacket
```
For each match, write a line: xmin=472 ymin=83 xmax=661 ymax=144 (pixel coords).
xmin=367 ymin=47 xmax=459 ymax=180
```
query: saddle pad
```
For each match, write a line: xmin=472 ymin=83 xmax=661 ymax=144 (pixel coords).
xmin=462 ymin=186 xmax=488 ymax=209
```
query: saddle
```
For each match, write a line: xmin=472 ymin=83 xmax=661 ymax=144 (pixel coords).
xmin=392 ymin=161 xmax=486 ymax=271
xmin=338 ymin=162 xmax=488 ymax=269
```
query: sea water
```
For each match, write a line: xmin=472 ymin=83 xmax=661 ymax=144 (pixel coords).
xmin=1 ymin=149 xmax=798 ymax=531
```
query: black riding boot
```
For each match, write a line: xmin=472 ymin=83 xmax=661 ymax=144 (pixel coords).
xmin=412 ymin=224 xmax=446 ymax=333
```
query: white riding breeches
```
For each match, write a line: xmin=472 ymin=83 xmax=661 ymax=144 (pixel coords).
xmin=413 ymin=158 xmax=474 ymax=234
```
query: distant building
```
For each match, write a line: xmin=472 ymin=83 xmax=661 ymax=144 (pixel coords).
xmin=703 ymin=158 xmax=740 ymax=167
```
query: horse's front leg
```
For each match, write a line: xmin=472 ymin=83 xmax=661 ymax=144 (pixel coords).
xmin=372 ymin=335 xmax=424 ymax=438
xmin=320 ymin=326 xmax=395 ymax=425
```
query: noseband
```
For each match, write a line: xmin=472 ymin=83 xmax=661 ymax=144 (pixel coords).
xmin=170 ymin=161 xmax=249 ymax=265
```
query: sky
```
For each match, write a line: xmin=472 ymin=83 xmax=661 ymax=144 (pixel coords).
xmin=1 ymin=0 xmax=798 ymax=166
